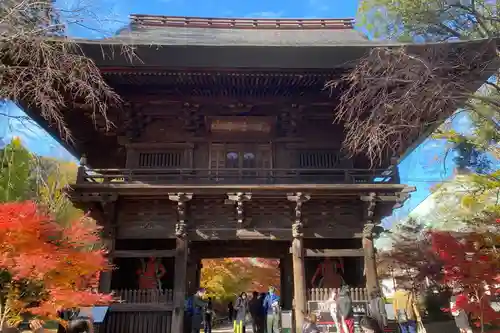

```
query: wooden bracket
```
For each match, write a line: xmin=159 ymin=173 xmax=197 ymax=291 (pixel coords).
xmin=227 ymin=192 xmax=252 ymax=228
xmin=287 ymin=192 xmax=311 ymax=238
xmin=168 ymin=193 xmax=193 ymax=238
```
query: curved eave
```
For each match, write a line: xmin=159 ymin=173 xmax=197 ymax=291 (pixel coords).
xmin=74 ymin=37 xmax=497 ymax=70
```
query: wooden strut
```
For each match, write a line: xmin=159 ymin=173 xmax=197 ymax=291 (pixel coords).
xmin=227 ymin=192 xmax=252 ymax=228
xmin=287 ymin=192 xmax=311 ymax=238
xmin=360 ymin=192 xmax=380 ymax=297
xmin=287 ymin=192 xmax=310 ymax=331
xmin=169 ymin=192 xmax=193 ymax=238
xmin=98 ymin=196 xmax=117 ymax=294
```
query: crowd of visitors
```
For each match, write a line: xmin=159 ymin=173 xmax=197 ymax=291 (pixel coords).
xmin=230 ymin=286 xmax=281 ymax=333
xmin=185 ymin=286 xmax=281 ymax=333
xmin=184 ymin=282 xmax=479 ymax=333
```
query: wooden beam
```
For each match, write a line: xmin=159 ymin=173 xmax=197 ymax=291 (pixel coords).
xmin=113 ymin=250 xmax=176 ymax=258
xmin=301 ymin=248 xmax=364 ymax=257
xmin=189 ymin=228 xmax=363 ymax=241
xmin=110 ymin=303 xmax=174 ymax=312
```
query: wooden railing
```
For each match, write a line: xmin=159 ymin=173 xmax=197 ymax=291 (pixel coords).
xmin=307 ymin=287 xmax=369 ymax=302
xmin=114 ymin=289 xmax=174 ymax=304
xmin=102 ymin=289 xmax=174 ymax=333
xmin=77 ymin=167 xmax=396 ymax=185
xmin=130 ymin=14 xmax=355 ymax=29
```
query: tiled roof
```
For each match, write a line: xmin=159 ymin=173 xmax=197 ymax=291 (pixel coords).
xmin=111 ymin=15 xmax=372 ymax=46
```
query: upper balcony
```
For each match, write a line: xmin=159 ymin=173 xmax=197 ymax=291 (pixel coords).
xmin=76 ymin=167 xmax=397 ymax=185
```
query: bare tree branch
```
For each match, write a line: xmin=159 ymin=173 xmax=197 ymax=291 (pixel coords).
xmin=0 ymin=0 xmax=137 ymax=141
xmin=327 ymin=40 xmax=499 ymax=165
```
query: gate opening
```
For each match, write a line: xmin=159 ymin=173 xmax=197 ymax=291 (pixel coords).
xmin=200 ymin=257 xmax=281 ymax=313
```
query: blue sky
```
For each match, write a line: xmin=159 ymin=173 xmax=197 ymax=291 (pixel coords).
xmin=0 ymin=0 xmax=484 ymax=228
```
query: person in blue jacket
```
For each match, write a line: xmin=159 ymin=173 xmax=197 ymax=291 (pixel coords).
xmin=263 ymin=286 xmax=280 ymax=333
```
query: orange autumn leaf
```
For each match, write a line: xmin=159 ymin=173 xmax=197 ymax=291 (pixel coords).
xmin=0 ymin=201 xmax=113 ymax=321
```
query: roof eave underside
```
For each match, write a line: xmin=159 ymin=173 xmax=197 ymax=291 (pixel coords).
xmin=75 ymin=37 xmax=498 ymax=70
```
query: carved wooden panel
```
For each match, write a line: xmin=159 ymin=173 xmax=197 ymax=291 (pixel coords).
xmin=303 ymin=200 xmax=363 ymax=233
xmin=245 ymin=199 xmax=291 ymax=229
xmin=298 ymin=150 xmax=340 ymax=169
xmin=116 ymin=200 xmax=177 ymax=239
xmin=138 ymin=117 xmax=188 ymax=142
xmin=190 ymin=197 xmax=234 ymax=229
xmin=138 ymin=150 xmax=183 ymax=168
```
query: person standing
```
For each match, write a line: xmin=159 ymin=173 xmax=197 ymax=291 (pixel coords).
xmin=228 ymin=301 xmax=235 ymax=322
xmin=249 ymin=291 xmax=262 ymax=333
xmin=190 ymin=288 xmax=208 ymax=333
xmin=234 ymin=292 xmax=249 ymax=333
xmin=204 ymin=297 xmax=214 ymax=333
xmin=258 ymin=293 xmax=267 ymax=333
xmin=392 ymin=285 xmax=421 ymax=333
xmin=327 ymin=289 xmax=340 ymax=332
xmin=263 ymin=286 xmax=281 ymax=333
xmin=450 ymin=288 xmax=472 ymax=333
xmin=367 ymin=290 xmax=388 ymax=330
xmin=336 ymin=285 xmax=354 ymax=333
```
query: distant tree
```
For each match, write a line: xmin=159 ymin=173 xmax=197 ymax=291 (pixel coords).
xmin=0 ymin=137 xmax=33 ymax=202
xmin=0 ymin=138 xmax=83 ymax=225
xmin=430 ymin=229 xmax=500 ymax=332
xmin=358 ymin=0 xmax=499 ymax=42
xmin=378 ymin=218 xmax=443 ymax=287
xmin=201 ymin=258 xmax=280 ymax=302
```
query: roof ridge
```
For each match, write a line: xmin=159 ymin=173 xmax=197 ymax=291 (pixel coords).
xmin=129 ymin=14 xmax=355 ymax=30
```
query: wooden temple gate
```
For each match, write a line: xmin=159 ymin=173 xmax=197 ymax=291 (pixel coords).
xmin=46 ymin=13 xmax=498 ymax=333
xmin=74 ymin=181 xmax=409 ymax=333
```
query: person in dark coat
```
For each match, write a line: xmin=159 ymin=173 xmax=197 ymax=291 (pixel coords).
xmin=367 ymin=290 xmax=388 ymax=330
xmin=191 ymin=288 xmax=208 ymax=333
xmin=205 ymin=297 xmax=214 ymax=333
xmin=228 ymin=301 xmax=234 ymax=321
xmin=336 ymin=285 xmax=354 ymax=333
xmin=249 ymin=291 xmax=262 ymax=333
xmin=234 ymin=292 xmax=249 ymax=333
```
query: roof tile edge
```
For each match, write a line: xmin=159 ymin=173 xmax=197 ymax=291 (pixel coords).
xmin=129 ymin=14 xmax=355 ymax=30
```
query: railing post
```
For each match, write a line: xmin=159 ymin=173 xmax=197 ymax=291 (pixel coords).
xmin=76 ymin=155 xmax=87 ymax=183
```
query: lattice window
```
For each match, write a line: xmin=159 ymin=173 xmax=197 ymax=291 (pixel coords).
xmin=138 ymin=151 xmax=183 ymax=168
xmin=298 ymin=150 xmax=339 ymax=169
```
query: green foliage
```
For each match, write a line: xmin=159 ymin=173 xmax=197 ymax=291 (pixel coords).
xmin=0 ymin=137 xmax=33 ymax=202
xmin=0 ymin=138 xmax=81 ymax=224
xmin=358 ymin=0 xmax=500 ymax=41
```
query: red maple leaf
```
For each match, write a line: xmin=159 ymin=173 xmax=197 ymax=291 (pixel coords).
xmin=0 ymin=202 xmax=113 ymax=320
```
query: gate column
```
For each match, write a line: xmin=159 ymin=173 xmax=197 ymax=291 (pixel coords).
xmin=170 ymin=193 xmax=193 ymax=333
xmin=287 ymin=192 xmax=310 ymax=331
xmin=361 ymin=193 xmax=380 ymax=297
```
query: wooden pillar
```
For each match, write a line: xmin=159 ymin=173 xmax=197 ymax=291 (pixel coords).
xmin=170 ymin=193 xmax=193 ymax=333
xmin=279 ymin=255 xmax=294 ymax=311
xmin=97 ymin=198 xmax=117 ymax=293
xmin=186 ymin=259 xmax=198 ymax=295
xmin=99 ymin=239 xmax=114 ymax=293
xmin=196 ymin=260 xmax=202 ymax=291
xmin=287 ymin=192 xmax=310 ymax=331
xmin=363 ymin=224 xmax=379 ymax=296
xmin=361 ymin=193 xmax=380 ymax=297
